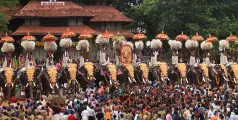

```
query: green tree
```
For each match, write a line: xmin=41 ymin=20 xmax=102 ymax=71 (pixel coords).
xmin=0 ymin=0 xmax=19 ymax=33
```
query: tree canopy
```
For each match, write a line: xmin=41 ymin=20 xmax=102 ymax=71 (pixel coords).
xmin=0 ymin=0 xmax=18 ymax=33
xmin=108 ymin=0 xmax=238 ymax=40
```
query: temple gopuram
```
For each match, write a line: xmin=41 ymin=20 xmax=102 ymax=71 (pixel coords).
xmin=7 ymin=0 xmax=133 ymax=61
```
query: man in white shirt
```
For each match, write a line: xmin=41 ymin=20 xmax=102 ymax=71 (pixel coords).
xmin=88 ymin=105 xmax=96 ymax=120
xmin=208 ymin=106 xmax=214 ymax=119
xmin=81 ymin=108 xmax=89 ymax=120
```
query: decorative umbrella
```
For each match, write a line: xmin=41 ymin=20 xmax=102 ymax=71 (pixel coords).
xmin=1 ymin=33 xmax=14 ymax=43
xmin=133 ymin=32 xmax=147 ymax=40
xmin=43 ymin=33 xmax=57 ymax=42
xmin=226 ymin=34 xmax=237 ymax=42
xmin=175 ymin=32 xmax=189 ymax=41
xmin=206 ymin=34 xmax=217 ymax=43
xmin=61 ymin=28 xmax=76 ymax=39
xmin=112 ymin=31 xmax=126 ymax=41
xmin=22 ymin=32 xmax=36 ymax=41
xmin=191 ymin=32 xmax=204 ymax=41
xmin=156 ymin=31 xmax=169 ymax=40
xmin=101 ymin=30 xmax=113 ymax=39
xmin=78 ymin=29 xmax=93 ymax=40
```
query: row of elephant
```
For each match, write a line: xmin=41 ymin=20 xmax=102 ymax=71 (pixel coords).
xmin=0 ymin=62 xmax=237 ymax=98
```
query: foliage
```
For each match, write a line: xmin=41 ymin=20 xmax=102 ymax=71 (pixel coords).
xmin=0 ymin=0 xmax=19 ymax=33
xmin=108 ymin=0 xmax=238 ymax=61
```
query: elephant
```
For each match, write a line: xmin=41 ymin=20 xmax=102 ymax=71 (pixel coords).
xmin=226 ymin=64 xmax=238 ymax=89
xmin=17 ymin=66 xmax=42 ymax=99
xmin=95 ymin=63 xmax=119 ymax=87
xmin=40 ymin=66 xmax=62 ymax=95
xmin=150 ymin=62 xmax=170 ymax=85
xmin=134 ymin=63 xmax=150 ymax=84
xmin=77 ymin=62 xmax=97 ymax=91
xmin=0 ymin=68 xmax=18 ymax=98
xmin=116 ymin=64 xmax=136 ymax=85
xmin=168 ymin=63 xmax=188 ymax=86
xmin=208 ymin=64 xmax=229 ymax=89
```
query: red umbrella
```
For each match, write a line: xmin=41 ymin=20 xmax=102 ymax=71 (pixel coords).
xmin=62 ymin=28 xmax=76 ymax=38
xmin=133 ymin=32 xmax=147 ymax=40
xmin=191 ymin=32 xmax=204 ymax=41
xmin=226 ymin=34 xmax=237 ymax=42
xmin=22 ymin=32 xmax=36 ymax=41
xmin=101 ymin=30 xmax=113 ymax=39
xmin=206 ymin=34 xmax=217 ymax=43
xmin=156 ymin=31 xmax=169 ymax=40
xmin=175 ymin=31 xmax=189 ymax=41
xmin=1 ymin=33 xmax=14 ymax=43
xmin=78 ymin=29 xmax=93 ymax=40
xmin=42 ymin=33 xmax=57 ymax=42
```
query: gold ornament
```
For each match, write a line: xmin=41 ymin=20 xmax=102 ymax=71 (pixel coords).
xmin=26 ymin=66 xmax=35 ymax=82
xmin=138 ymin=63 xmax=149 ymax=80
xmin=123 ymin=64 xmax=134 ymax=78
xmin=158 ymin=62 xmax=168 ymax=77
xmin=200 ymin=64 xmax=209 ymax=78
xmin=68 ymin=63 xmax=77 ymax=81
xmin=5 ymin=67 xmax=14 ymax=84
xmin=107 ymin=64 xmax=117 ymax=81
xmin=84 ymin=62 xmax=94 ymax=80
xmin=47 ymin=67 xmax=57 ymax=83
xmin=231 ymin=64 xmax=238 ymax=81
xmin=177 ymin=63 xmax=187 ymax=77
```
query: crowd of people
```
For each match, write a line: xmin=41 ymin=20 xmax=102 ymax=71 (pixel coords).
xmin=0 ymin=84 xmax=237 ymax=120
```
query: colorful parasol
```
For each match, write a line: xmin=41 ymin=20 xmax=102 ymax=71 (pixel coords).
xmin=191 ymin=32 xmax=204 ymax=41
xmin=226 ymin=34 xmax=237 ymax=42
xmin=101 ymin=30 xmax=113 ymax=39
xmin=112 ymin=31 xmax=126 ymax=41
xmin=42 ymin=33 xmax=57 ymax=42
xmin=206 ymin=34 xmax=217 ymax=43
xmin=62 ymin=28 xmax=76 ymax=38
xmin=21 ymin=32 xmax=36 ymax=41
xmin=78 ymin=29 xmax=93 ymax=40
xmin=156 ymin=31 xmax=169 ymax=40
xmin=133 ymin=32 xmax=147 ymax=40
xmin=175 ymin=31 xmax=189 ymax=41
xmin=1 ymin=33 xmax=14 ymax=43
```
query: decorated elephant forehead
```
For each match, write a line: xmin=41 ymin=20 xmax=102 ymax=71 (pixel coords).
xmin=68 ymin=63 xmax=77 ymax=80
xmin=4 ymin=67 xmax=14 ymax=83
xmin=107 ymin=64 xmax=117 ymax=81
xmin=47 ymin=67 xmax=57 ymax=83
xmin=138 ymin=63 xmax=149 ymax=79
xmin=123 ymin=64 xmax=134 ymax=77
xmin=231 ymin=64 xmax=238 ymax=79
xmin=177 ymin=63 xmax=187 ymax=77
xmin=26 ymin=66 xmax=36 ymax=82
xmin=84 ymin=62 xmax=94 ymax=75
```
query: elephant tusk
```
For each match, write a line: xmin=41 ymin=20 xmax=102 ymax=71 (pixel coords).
xmin=109 ymin=80 xmax=112 ymax=85
xmin=234 ymin=78 xmax=236 ymax=83
xmin=56 ymin=83 xmax=59 ymax=89
xmin=142 ymin=78 xmax=146 ymax=84
xmin=167 ymin=77 xmax=170 ymax=81
xmin=161 ymin=78 xmax=164 ymax=82
xmin=223 ymin=76 xmax=229 ymax=81
xmin=180 ymin=78 xmax=182 ymax=84
xmin=203 ymin=77 xmax=206 ymax=82
xmin=11 ymin=83 xmax=14 ymax=87
xmin=5 ymin=83 xmax=7 ymax=87
xmin=93 ymin=77 xmax=96 ymax=80
xmin=50 ymin=84 xmax=53 ymax=89
xmin=75 ymin=80 xmax=79 ymax=84
xmin=33 ymin=82 xmax=36 ymax=87
xmin=133 ymin=78 xmax=136 ymax=82
xmin=26 ymin=83 xmax=29 ymax=87
xmin=128 ymin=77 xmax=132 ymax=83
xmin=186 ymin=78 xmax=188 ymax=84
